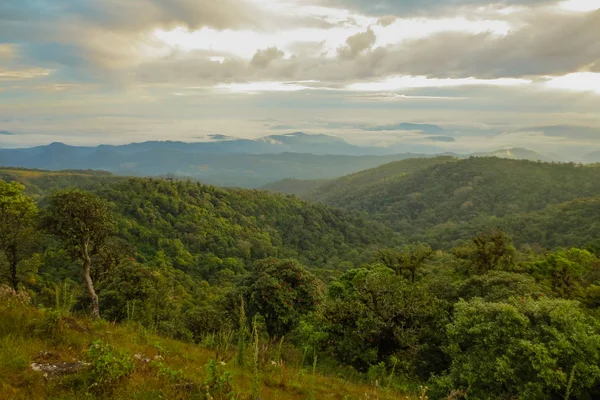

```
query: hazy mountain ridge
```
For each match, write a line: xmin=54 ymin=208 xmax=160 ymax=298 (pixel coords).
xmin=260 ymin=148 xmax=556 ymax=195
xmin=0 ymin=132 xmax=560 ymax=188
xmin=0 ymin=132 xmax=439 ymax=187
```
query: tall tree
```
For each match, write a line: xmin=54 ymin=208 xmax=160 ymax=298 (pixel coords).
xmin=234 ymin=258 xmax=322 ymax=338
xmin=377 ymin=243 xmax=433 ymax=282
xmin=0 ymin=181 xmax=38 ymax=291
xmin=43 ymin=189 xmax=115 ymax=319
xmin=452 ymin=228 xmax=515 ymax=275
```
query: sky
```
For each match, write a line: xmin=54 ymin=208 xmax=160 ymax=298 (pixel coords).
xmin=1 ymin=0 xmax=599 ymax=155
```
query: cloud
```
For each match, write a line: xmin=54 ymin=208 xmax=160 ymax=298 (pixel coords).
xmin=214 ymin=81 xmax=320 ymax=93
xmin=559 ymin=0 xmax=600 ymax=12
xmin=338 ymin=28 xmax=376 ymax=59
xmin=346 ymin=92 xmax=469 ymax=101
xmin=1 ymin=0 xmax=599 ymax=156
xmin=208 ymin=134 xmax=237 ymax=141
xmin=1 ymin=0 xmax=262 ymax=33
xmin=428 ymin=136 xmax=456 ymax=142
xmin=368 ymin=10 xmax=600 ymax=79
xmin=314 ymin=0 xmax=551 ymax=16
xmin=0 ymin=44 xmax=15 ymax=59
xmin=0 ymin=0 xmax=265 ymax=74
xmin=119 ymin=7 xmax=599 ymax=89
xmin=545 ymin=72 xmax=600 ymax=94
xmin=0 ymin=67 xmax=53 ymax=80
xmin=518 ymin=125 xmax=600 ymax=140
xmin=0 ymin=131 xmax=16 ymax=135
xmin=377 ymin=16 xmax=397 ymax=27
xmin=251 ymin=47 xmax=285 ymax=68
xmin=363 ymin=123 xmax=446 ymax=134
xmin=269 ymin=125 xmax=297 ymax=130
xmin=347 ymin=76 xmax=531 ymax=91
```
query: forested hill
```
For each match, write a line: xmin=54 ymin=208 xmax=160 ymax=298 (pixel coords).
xmin=98 ymin=178 xmax=397 ymax=277
xmin=261 ymin=178 xmax=328 ymax=196
xmin=0 ymin=167 xmax=121 ymax=197
xmin=306 ymin=157 xmax=600 ymax=244
xmin=262 ymin=156 xmax=456 ymax=197
xmin=307 ymin=156 xmax=457 ymax=203
xmin=422 ymin=195 xmax=600 ymax=250
xmin=0 ymin=168 xmax=397 ymax=276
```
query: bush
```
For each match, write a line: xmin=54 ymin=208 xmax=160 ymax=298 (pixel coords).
xmin=203 ymin=359 xmax=236 ymax=399
xmin=86 ymin=339 xmax=135 ymax=391
xmin=433 ymin=298 xmax=600 ymax=400
xmin=150 ymin=360 xmax=185 ymax=382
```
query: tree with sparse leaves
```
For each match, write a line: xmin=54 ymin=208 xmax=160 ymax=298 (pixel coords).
xmin=42 ymin=189 xmax=115 ymax=319
xmin=0 ymin=180 xmax=38 ymax=291
xmin=378 ymin=243 xmax=433 ymax=282
xmin=453 ymin=228 xmax=515 ymax=275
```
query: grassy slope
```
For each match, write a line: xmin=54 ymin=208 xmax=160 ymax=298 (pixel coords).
xmin=0 ymin=300 xmax=410 ymax=400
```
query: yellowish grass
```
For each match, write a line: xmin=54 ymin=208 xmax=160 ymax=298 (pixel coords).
xmin=0 ymin=303 xmax=412 ymax=400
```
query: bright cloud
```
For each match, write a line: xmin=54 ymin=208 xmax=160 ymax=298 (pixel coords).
xmin=155 ymin=14 xmax=513 ymax=60
xmin=559 ymin=0 xmax=600 ymax=12
xmin=346 ymin=76 xmax=532 ymax=91
xmin=214 ymin=81 xmax=321 ymax=93
xmin=545 ymin=72 xmax=600 ymax=94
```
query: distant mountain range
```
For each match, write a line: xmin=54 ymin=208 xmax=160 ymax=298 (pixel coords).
xmin=0 ymin=132 xmax=560 ymax=188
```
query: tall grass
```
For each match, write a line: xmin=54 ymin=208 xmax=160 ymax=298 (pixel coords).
xmin=236 ymin=296 xmax=248 ymax=367
xmin=53 ymin=281 xmax=78 ymax=315
xmin=251 ymin=315 xmax=261 ymax=399
xmin=0 ymin=298 xmax=413 ymax=400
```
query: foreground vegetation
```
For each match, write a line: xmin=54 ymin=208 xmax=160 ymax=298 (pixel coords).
xmin=0 ymin=293 xmax=412 ymax=399
xmin=3 ymin=163 xmax=600 ymax=399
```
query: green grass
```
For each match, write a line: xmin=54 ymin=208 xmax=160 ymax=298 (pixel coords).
xmin=0 ymin=301 xmax=415 ymax=399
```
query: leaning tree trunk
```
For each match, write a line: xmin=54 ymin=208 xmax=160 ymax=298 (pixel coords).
xmin=82 ymin=242 xmax=100 ymax=319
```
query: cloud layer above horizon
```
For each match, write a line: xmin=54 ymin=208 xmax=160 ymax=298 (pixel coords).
xmin=1 ymin=0 xmax=599 ymax=155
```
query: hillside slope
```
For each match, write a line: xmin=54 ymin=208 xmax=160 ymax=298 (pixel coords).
xmin=261 ymin=178 xmax=329 ymax=196
xmin=0 ymin=299 xmax=408 ymax=400
xmin=309 ymin=158 xmax=600 ymax=242
xmin=0 ymin=168 xmax=120 ymax=198
xmin=307 ymin=156 xmax=457 ymax=205
xmin=99 ymin=178 xmax=397 ymax=276
xmin=423 ymin=195 xmax=600 ymax=250
xmin=1 ymin=168 xmax=397 ymax=274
